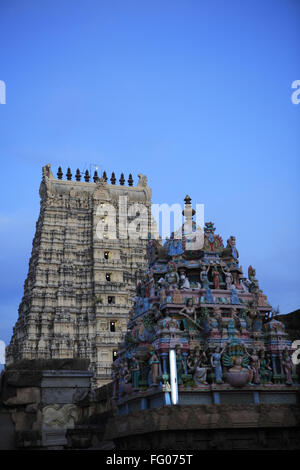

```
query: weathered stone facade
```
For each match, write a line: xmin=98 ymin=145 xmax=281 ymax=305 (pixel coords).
xmin=103 ymin=403 xmax=300 ymax=450
xmin=6 ymin=164 xmax=156 ymax=387
xmin=0 ymin=359 xmax=92 ymax=449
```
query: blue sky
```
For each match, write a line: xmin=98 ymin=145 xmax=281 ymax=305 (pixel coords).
xmin=0 ymin=0 xmax=299 ymax=346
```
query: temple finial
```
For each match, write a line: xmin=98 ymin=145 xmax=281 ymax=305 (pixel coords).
xmin=110 ymin=172 xmax=116 ymax=184
xmin=93 ymin=170 xmax=99 ymax=182
xmin=119 ymin=173 xmax=125 ymax=185
xmin=57 ymin=167 xmax=63 ymax=180
xmin=66 ymin=167 xmax=72 ymax=180
xmin=75 ymin=169 xmax=81 ymax=181
xmin=128 ymin=173 xmax=133 ymax=186
xmin=184 ymin=195 xmax=192 ymax=205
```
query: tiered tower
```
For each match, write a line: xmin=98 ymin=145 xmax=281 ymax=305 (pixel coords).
xmin=6 ymin=164 xmax=156 ymax=387
xmin=112 ymin=197 xmax=298 ymax=412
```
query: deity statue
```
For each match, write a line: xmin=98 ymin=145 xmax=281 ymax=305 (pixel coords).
xmin=222 ymin=344 xmax=251 ymax=387
xmin=232 ymin=309 xmax=249 ymax=337
xmin=240 ymin=277 xmax=250 ymax=292
xmin=207 ymin=308 xmax=222 ymax=337
xmin=244 ymin=346 xmax=260 ymax=385
xmin=118 ymin=360 xmax=132 ymax=396
xmin=130 ymin=355 xmax=141 ymax=389
xmin=227 ymin=316 xmax=238 ymax=341
xmin=230 ymin=286 xmax=240 ymax=304
xmin=248 ymin=265 xmax=256 ymax=281
xmin=157 ymin=277 xmax=167 ymax=304
xmin=148 ymin=349 xmax=162 ymax=386
xmin=188 ymin=347 xmax=208 ymax=385
xmin=147 ymin=239 xmax=159 ymax=264
xmin=282 ymin=347 xmax=293 ymax=385
xmin=179 ymin=270 xmax=190 ymax=289
xmin=212 ymin=266 xmax=221 ymax=289
xmin=252 ymin=316 xmax=263 ymax=340
xmin=246 ymin=301 xmax=258 ymax=328
xmin=211 ymin=345 xmax=226 ymax=384
xmin=149 ymin=277 xmax=156 ymax=297
xmin=248 ymin=265 xmax=259 ymax=293
xmin=179 ymin=298 xmax=202 ymax=332
xmin=167 ymin=237 xmax=184 ymax=261
xmin=179 ymin=298 xmax=197 ymax=322
xmin=226 ymin=236 xmax=239 ymax=260
xmin=199 ymin=264 xmax=210 ymax=289
xmin=206 ymin=286 xmax=214 ymax=304
xmin=258 ymin=350 xmax=273 ymax=384
xmin=221 ymin=266 xmax=233 ymax=290
xmin=151 ymin=302 xmax=161 ymax=322
xmin=193 ymin=350 xmax=209 ymax=385
xmin=165 ymin=261 xmax=179 ymax=289
xmin=131 ymin=317 xmax=154 ymax=344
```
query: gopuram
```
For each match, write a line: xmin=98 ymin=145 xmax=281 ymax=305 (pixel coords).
xmin=6 ymin=164 xmax=155 ymax=388
xmin=112 ymin=196 xmax=298 ymax=414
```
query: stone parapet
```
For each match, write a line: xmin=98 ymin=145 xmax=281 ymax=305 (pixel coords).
xmin=103 ymin=403 xmax=300 ymax=450
xmin=0 ymin=359 xmax=93 ymax=449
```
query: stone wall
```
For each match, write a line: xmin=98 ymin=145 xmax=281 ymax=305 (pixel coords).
xmin=103 ymin=403 xmax=300 ymax=450
xmin=0 ymin=359 xmax=92 ymax=449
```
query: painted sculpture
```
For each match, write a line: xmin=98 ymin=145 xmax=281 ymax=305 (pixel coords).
xmin=112 ymin=196 xmax=297 ymax=403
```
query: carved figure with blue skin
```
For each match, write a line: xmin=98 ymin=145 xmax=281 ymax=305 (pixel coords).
xmin=211 ymin=345 xmax=226 ymax=384
xmin=200 ymin=264 xmax=210 ymax=289
xmin=206 ymin=287 xmax=214 ymax=304
xmin=168 ymin=238 xmax=184 ymax=258
xmin=231 ymin=287 xmax=240 ymax=305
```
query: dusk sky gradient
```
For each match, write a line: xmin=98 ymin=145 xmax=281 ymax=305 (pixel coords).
xmin=0 ymin=0 xmax=299 ymax=347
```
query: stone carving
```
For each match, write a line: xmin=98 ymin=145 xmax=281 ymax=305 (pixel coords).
xmin=42 ymin=404 xmax=78 ymax=429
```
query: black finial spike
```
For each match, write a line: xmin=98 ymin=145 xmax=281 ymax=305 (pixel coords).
xmin=84 ymin=170 xmax=90 ymax=182
xmin=57 ymin=167 xmax=63 ymax=180
xmin=75 ymin=169 xmax=81 ymax=181
xmin=128 ymin=173 xmax=133 ymax=186
xmin=119 ymin=173 xmax=125 ymax=185
xmin=184 ymin=195 xmax=192 ymax=205
xmin=93 ymin=170 xmax=99 ymax=182
xmin=66 ymin=167 xmax=72 ymax=180
xmin=103 ymin=171 xmax=108 ymax=182
xmin=110 ymin=172 xmax=116 ymax=185
xmin=183 ymin=194 xmax=195 ymax=218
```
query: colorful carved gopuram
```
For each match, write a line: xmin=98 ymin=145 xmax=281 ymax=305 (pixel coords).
xmin=113 ymin=196 xmax=298 ymax=413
